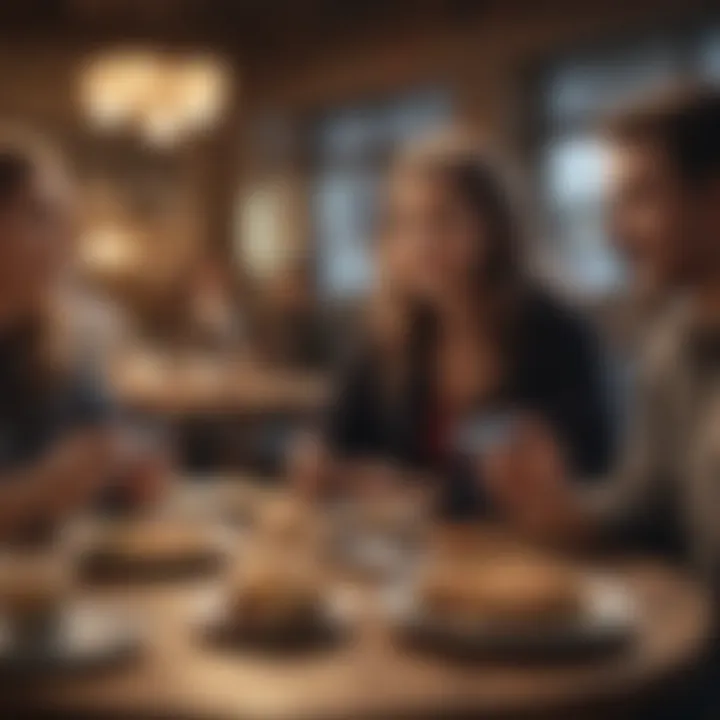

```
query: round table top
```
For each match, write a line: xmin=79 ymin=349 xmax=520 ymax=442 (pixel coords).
xmin=3 ymin=493 xmax=713 ymax=720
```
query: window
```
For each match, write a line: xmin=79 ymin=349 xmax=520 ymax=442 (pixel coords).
xmin=537 ymin=28 xmax=720 ymax=295
xmin=699 ymin=30 xmax=720 ymax=78
xmin=310 ymin=90 xmax=450 ymax=300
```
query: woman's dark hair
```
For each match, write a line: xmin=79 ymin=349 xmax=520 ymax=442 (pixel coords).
xmin=376 ymin=137 xmax=527 ymax=405
xmin=604 ymin=83 xmax=720 ymax=187
xmin=437 ymin=151 xmax=522 ymax=302
xmin=400 ymin=143 xmax=525 ymax=346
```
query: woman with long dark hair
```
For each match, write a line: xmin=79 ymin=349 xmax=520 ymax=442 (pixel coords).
xmin=293 ymin=135 xmax=613 ymax=515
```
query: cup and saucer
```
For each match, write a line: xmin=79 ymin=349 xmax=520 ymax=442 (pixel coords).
xmin=0 ymin=540 xmax=141 ymax=675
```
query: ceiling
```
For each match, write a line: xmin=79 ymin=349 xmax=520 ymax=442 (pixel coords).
xmin=0 ymin=0 xmax=493 ymax=55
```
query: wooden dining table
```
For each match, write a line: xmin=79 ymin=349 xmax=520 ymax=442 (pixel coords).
xmin=2 ymin=479 xmax=713 ymax=720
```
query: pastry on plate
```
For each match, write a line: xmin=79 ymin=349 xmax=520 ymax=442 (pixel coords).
xmin=420 ymin=554 xmax=582 ymax=627
xmin=228 ymin=557 xmax=321 ymax=633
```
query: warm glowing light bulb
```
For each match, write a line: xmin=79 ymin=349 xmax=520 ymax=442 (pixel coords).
xmin=79 ymin=48 xmax=232 ymax=143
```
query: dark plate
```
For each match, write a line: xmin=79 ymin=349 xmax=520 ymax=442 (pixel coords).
xmin=199 ymin=596 xmax=351 ymax=656
xmin=81 ymin=546 xmax=227 ymax=583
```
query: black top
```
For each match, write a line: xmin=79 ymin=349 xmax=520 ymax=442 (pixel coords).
xmin=0 ymin=327 xmax=114 ymax=472
xmin=324 ymin=289 xmax=615 ymax=516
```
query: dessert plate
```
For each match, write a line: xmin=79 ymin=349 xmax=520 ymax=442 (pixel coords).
xmin=384 ymin=574 xmax=637 ymax=660
xmin=79 ymin=522 xmax=233 ymax=582
xmin=196 ymin=588 xmax=354 ymax=654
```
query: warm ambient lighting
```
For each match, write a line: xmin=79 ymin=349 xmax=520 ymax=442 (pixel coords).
xmin=79 ymin=49 xmax=231 ymax=146
xmin=236 ymin=181 xmax=290 ymax=279
xmin=80 ymin=226 xmax=139 ymax=274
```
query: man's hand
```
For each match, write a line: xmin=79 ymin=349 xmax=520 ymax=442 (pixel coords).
xmin=480 ymin=417 xmax=587 ymax=544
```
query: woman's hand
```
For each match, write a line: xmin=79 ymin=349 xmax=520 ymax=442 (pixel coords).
xmin=480 ymin=417 xmax=588 ymax=544
xmin=39 ymin=428 xmax=123 ymax=516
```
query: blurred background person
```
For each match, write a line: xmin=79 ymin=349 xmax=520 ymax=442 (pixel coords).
xmin=489 ymin=85 xmax=720 ymax=720
xmin=183 ymin=253 xmax=246 ymax=353
xmin=0 ymin=132 xmax=169 ymax=538
xmin=291 ymin=136 xmax=614 ymax=516
xmin=251 ymin=256 xmax=328 ymax=370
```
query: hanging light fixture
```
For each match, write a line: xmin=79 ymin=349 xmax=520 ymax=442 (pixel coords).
xmin=79 ymin=49 xmax=231 ymax=146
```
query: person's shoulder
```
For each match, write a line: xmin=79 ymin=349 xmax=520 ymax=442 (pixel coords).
xmin=640 ymin=298 xmax=692 ymax=381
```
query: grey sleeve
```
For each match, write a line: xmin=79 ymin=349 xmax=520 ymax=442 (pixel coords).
xmin=583 ymin=351 xmax=674 ymax=539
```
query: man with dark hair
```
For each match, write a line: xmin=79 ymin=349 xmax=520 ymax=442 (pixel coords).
xmin=487 ymin=83 xmax=720 ymax=576
xmin=485 ymin=83 xmax=720 ymax=717
xmin=604 ymin=84 xmax=720 ymax=303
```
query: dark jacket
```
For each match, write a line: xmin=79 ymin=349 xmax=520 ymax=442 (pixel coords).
xmin=324 ymin=288 xmax=615 ymax=516
xmin=0 ymin=326 xmax=113 ymax=470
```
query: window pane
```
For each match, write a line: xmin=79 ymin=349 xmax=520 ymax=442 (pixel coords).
xmin=546 ymin=41 xmax=679 ymax=129
xmin=315 ymin=107 xmax=380 ymax=164
xmin=544 ymin=135 xmax=607 ymax=207
xmin=542 ymin=134 xmax=622 ymax=293
xmin=698 ymin=30 xmax=720 ymax=79
xmin=313 ymin=170 xmax=377 ymax=298
xmin=387 ymin=91 xmax=450 ymax=139
xmin=312 ymin=90 xmax=450 ymax=300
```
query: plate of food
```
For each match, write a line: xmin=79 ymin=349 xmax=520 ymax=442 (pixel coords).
xmin=385 ymin=554 xmax=636 ymax=660
xmin=80 ymin=519 xmax=232 ymax=581
xmin=200 ymin=554 xmax=351 ymax=653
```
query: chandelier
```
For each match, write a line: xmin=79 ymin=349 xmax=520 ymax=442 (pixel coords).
xmin=79 ymin=49 xmax=231 ymax=146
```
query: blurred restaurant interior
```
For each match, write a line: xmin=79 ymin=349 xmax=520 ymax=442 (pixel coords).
xmin=0 ymin=0 xmax=716 ymax=470
xmin=0 ymin=0 xmax=719 ymax=717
